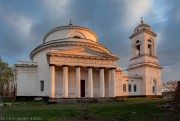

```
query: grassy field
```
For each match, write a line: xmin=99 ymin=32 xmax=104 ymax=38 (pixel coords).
xmin=1 ymin=98 xmax=179 ymax=121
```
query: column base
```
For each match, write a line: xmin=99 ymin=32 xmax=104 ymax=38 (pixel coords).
xmin=47 ymin=98 xmax=57 ymax=104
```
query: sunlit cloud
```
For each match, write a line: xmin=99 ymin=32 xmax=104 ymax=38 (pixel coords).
xmin=122 ymin=0 xmax=153 ymax=29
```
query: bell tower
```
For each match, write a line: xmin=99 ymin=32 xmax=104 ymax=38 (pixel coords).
xmin=127 ymin=19 xmax=162 ymax=97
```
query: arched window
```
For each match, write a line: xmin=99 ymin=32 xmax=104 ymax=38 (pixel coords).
xmin=148 ymin=39 xmax=151 ymax=42
xmin=73 ymin=35 xmax=81 ymax=39
xmin=67 ymin=31 xmax=86 ymax=39
xmin=135 ymin=45 xmax=140 ymax=56
xmin=136 ymin=40 xmax=140 ymax=43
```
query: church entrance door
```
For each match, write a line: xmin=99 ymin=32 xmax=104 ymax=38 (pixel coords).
xmin=81 ymin=80 xmax=85 ymax=97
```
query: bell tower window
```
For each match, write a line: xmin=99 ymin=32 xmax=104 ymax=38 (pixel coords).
xmin=136 ymin=40 xmax=140 ymax=43
xmin=148 ymin=44 xmax=152 ymax=55
xmin=135 ymin=45 xmax=140 ymax=56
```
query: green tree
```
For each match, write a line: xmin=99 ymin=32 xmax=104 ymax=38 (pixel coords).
xmin=0 ymin=58 xmax=15 ymax=98
xmin=162 ymin=80 xmax=177 ymax=92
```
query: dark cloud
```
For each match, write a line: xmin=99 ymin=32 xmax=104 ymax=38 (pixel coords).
xmin=0 ymin=0 xmax=180 ymax=82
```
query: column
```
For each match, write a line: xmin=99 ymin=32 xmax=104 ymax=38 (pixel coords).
xmin=133 ymin=46 xmax=135 ymax=57
xmin=50 ymin=65 xmax=55 ymax=98
xmin=154 ymin=41 xmax=156 ymax=56
xmin=131 ymin=45 xmax=133 ymax=58
xmin=110 ymin=69 xmax=115 ymax=97
xmin=88 ymin=67 xmax=93 ymax=97
xmin=76 ymin=66 xmax=81 ymax=97
xmin=100 ymin=68 xmax=105 ymax=97
xmin=63 ymin=66 xmax=68 ymax=97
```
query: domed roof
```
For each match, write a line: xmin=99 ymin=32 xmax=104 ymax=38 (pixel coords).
xmin=134 ymin=19 xmax=152 ymax=33
xmin=43 ymin=24 xmax=98 ymax=43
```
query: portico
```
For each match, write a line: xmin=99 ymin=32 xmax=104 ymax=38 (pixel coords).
xmin=47 ymin=49 xmax=118 ymax=98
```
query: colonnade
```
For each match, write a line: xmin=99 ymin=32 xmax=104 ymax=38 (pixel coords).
xmin=50 ymin=65 xmax=115 ymax=98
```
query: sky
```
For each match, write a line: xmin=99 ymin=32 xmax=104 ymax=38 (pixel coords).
xmin=0 ymin=0 xmax=180 ymax=82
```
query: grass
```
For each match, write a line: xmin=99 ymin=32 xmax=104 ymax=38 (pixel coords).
xmin=1 ymin=98 xmax=179 ymax=121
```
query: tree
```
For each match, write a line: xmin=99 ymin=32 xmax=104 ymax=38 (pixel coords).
xmin=0 ymin=58 xmax=16 ymax=99
xmin=162 ymin=80 xmax=178 ymax=92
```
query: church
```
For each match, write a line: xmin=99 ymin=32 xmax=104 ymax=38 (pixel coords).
xmin=15 ymin=19 xmax=162 ymax=99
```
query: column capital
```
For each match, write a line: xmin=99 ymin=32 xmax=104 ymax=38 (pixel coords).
xmin=50 ymin=64 xmax=55 ymax=66
xmin=87 ymin=66 xmax=94 ymax=69
xmin=63 ymin=65 xmax=69 ymax=67
xmin=110 ymin=67 xmax=116 ymax=70
xmin=75 ymin=66 xmax=82 ymax=68
xmin=99 ymin=67 xmax=105 ymax=69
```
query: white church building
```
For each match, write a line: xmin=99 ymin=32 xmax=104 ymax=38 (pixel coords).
xmin=15 ymin=20 xmax=162 ymax=99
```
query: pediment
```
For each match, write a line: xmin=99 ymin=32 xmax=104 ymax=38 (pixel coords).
xmin=47 ymin=47 xmax=119 ymax=60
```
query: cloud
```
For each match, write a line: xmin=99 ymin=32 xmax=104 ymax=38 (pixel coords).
xmin=122 ymin=0 xmax=153 ymax=28
xmin=42 ymin=0 xmax=70 ymax=21
xmin=0 ymin=4 xmax=33 ymax=35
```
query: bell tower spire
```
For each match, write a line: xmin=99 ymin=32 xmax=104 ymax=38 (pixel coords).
xmin=141 ymin=17 xmax=143 ymax=24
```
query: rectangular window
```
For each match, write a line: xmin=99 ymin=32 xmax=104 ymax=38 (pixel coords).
xmin=148 ymin=44 xmax=152 ymax=55
xmin=134 ymin=84 xmax=137 ymax=92
xmin=128 ymin=84 xmax=131 ymax=92
xmin=152 ymin=86 xmax=155 ymax=93
xmin=40 ymin=81 xmax=44 ymax=91
xmin=123 ymin=84 xmax=126 ymax=92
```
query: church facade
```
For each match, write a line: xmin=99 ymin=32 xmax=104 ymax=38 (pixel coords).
xmin=15 ymin=20 xmax=162 ymax=98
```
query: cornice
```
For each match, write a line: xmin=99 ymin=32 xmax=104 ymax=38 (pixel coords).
xmin=122 ymin=74 xmax=143 ymax=79
xmin=15 ymin=64 xmax=37 ymax=68
xmin=127 ymin=63 xmax=162 ymax=71
xmin=47 ymin=53 xmax=119 ymax=61
xmin=130 ymin=54 xmax=158 ymax=61
xmin=30 ymin=40 xmax=112 ymax=60
xmin=129 ymin=28 xmax=157 ymax=39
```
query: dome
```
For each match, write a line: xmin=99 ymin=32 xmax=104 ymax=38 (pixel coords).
xmin=134 ymin=20 xmax=152 ymax=33
xmin=43 ymin=24 xmax=98 ymax=43
xmin=30 ymin=24 xmax=112 ymax=60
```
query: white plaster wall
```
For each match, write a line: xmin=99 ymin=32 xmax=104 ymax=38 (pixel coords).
xmin=145 ymin=67 xmax=162 ymax=96
xmin=121 ymin=77 xmax=142 ymax=96
xmin=16 ymin=67 xmax=37 ymax=96
xmin=127 ymin=79 xmax=142 ymax=96
xmin=128 ymin=66 xmax=162 ymax=96
xmin=115 ymin=71 xmax=122 ymax=96
xmin=121 ymin=77 xmax=128 ymax=96
xmin=128 ymin=67 xmax=146 ymax=95
xmin=33 ymin=49 xmax=50 ymax=97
